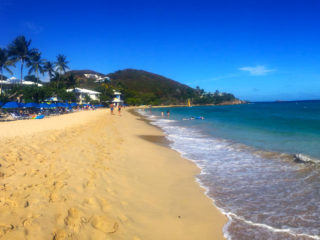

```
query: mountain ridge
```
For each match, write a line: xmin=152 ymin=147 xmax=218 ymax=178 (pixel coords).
xmin=65 ymin=68 xmax=238 ymax=105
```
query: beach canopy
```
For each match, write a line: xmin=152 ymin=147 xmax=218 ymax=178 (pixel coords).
xmin=56 ymin=102 xmax=64 ymax=107
xmin=39 ymin=103 xmax=50 ymax=108
xmin=1 ymin=101 xmax=20 ymax=109
xmin=37 ymin=103 xmax=49 ymax=108
xmin=24 ymin=102 xmax=37 ymax=108
xmin=49 ymin=103 xmax=57 ymax=108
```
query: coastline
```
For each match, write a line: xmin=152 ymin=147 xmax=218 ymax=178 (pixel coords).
xmin=0 ymin=108 xmax=227 ymax=239
xmin=132 ymin=99 xmax=246 ymax=109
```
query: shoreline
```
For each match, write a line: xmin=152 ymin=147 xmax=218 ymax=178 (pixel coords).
xmin=131 ymin=108 xmax=230 ymax=236
xmin=113 ymin=109 xmax=228 ymax=239
xmin=0 ymin=108 xmax=227 ymax=239
xmin=128 ymin=99 xmax=246 ymax=109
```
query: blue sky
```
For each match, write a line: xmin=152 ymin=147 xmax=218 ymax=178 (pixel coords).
xmin=1 ymin=0 xmax=320 ymax=101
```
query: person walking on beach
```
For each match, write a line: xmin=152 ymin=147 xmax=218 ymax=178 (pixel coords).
xmin=109 ymin=103 xmax=114 ymax=115
xmin=167 ymin=110 xmax=170 ymax=118
xmin=118 ymin=105 xmax=122 ymax=115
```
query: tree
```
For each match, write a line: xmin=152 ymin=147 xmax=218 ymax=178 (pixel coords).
xmin=55 ymin=54 xmax=69 ymax=89
xmin=0 ymin=48 xmax=15 ymax=94
xmin=7 ymin=36 xmax=36 ymax=83
xmin=84 ymin=94 xmax=91 ymax=103
xmin=55 ymin=54 xmax=69 ymax=74
xmin=57 ymin=89 xmax=76 ymax=102
xmin=43 ymin=61 xmax=55 ymax=81
xmin=65 ymin=74 xmax=76 ymax=89
xmin=27 ymin=50 xmax=45 ymax=84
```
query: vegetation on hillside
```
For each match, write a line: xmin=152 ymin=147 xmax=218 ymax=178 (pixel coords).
xmin=107 ymin=69 xmax=237 ymax=105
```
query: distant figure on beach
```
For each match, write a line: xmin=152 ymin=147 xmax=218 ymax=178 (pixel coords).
xmin=167 ymin=110 xmax=170 ymax=118
xmin=109 ymin=103 xmax=114 ymax=115
xmin=118 ymin=105 xmax=122 ymax=115
xmin=161 ymin=111 xmax=164 ymax=117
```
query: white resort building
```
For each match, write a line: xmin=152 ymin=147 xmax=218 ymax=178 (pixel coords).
xmin=0 ymin=77 xmax=43 ymax=94
xmin=84 ymin=74 xmax=109 ymax=83
xmin=67 ymin=88 xmax=101 ymax=104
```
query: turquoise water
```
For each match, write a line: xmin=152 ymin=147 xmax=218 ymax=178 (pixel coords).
xmin=154 ymin=101 xmax=320 ymax=159
xmin=138 ymin=101 xmax=320 ymax=240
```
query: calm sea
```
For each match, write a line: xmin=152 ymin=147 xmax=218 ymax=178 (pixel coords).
xmin=137 ymin=101 xmax=320 ymax=240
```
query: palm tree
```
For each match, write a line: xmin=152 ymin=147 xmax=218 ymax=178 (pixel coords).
xmin=43 ymin=61 xmax=55 ymax=81
xmin=0 ymin=48 xmax=15 ymax=94
xmin=55 ymin=54 xmax=69 ymax=89
xmin=55 ymin=54 xmax=69 ymax=74
xmin=27 ymin=50 xmax=45 ymax=85
xmin=7 ymin=36 xmax=36 ymax=83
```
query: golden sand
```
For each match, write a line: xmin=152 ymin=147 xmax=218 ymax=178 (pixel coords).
xmin=0 ymin=109 xmax=226 ymax=239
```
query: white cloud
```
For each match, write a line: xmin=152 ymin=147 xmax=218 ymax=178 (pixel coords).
xmin=24 ymin=22 xmax=43 ymax=34
xmin=239 ymin=65 xmax=275 ymax=76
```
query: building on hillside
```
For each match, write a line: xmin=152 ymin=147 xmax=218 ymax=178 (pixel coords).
xmin=95 ymin=76 xmax=110 ymax=83
xmin=67 ymin=88 xmax=101 ymax=104
xmin=84 ymin=74 xmax=109 ymax=83
xmin=111 ymin=90 xmax=123 ymax=107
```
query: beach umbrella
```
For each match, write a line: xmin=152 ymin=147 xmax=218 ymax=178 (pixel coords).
xmin=24 ymin=102 xmax=37 ymax=108
xmin=1 ymin=101 xmax=20 ymax=109
xmin=49 ymin=103 xmax=57 ymax=108
xmin=39 ymin=103 xmax=50 ymax=108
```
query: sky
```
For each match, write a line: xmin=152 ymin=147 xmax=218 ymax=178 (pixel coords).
xmin=1 ymin=0 xmax=320 ymax=101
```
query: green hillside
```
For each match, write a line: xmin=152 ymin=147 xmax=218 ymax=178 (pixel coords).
xmin=108 ymin=69 xmax=196 ymax=105
xmin=64 ymin=69 xmax=238 ymax=105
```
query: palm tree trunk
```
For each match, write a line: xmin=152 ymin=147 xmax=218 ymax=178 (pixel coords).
xmin=0 ymin=69 xmax=3 ymax=95
xmin=20 ymin=60 xmax=24 ymax=84
xmin=57 ymin=72 xmax=60 ymax=90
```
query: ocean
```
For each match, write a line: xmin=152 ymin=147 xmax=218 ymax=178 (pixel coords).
xmin=137 ymin=101 xmax=320 ymax=240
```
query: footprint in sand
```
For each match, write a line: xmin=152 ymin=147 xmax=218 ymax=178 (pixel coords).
xmin=82 ymin=180 xmax=94 ymax=189
xmin=53 ymin=229 xmax=67 ymax=240
xmin=64 ymin=208 xmax=84 ymax=233
xmin=90 ymin=215 xmax=118 ymax=233
xmin=49 ymin=191 xmax=59 ymax=202
xmin=118 ymin=214 xmax=128 ymax=223
xmin=97 ymin=198 xmax=110 ymax=212
xmin=0 ymin=223 xmax=14 ymax=238
xmin=83 ymin=198 xmax=97 ymax=207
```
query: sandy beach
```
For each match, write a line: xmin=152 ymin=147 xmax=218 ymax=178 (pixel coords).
xmin=0 ymin=109 xmax=226 ymax=239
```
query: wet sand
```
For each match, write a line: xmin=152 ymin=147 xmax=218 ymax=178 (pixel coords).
xmin=0 ymin=109 xmax=226 ymax=239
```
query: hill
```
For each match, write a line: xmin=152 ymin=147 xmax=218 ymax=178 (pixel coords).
xmin=64 ymin=69 xmax=238 ymax=105
xmin=107 ymin=69 xmax=196 ymax=105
